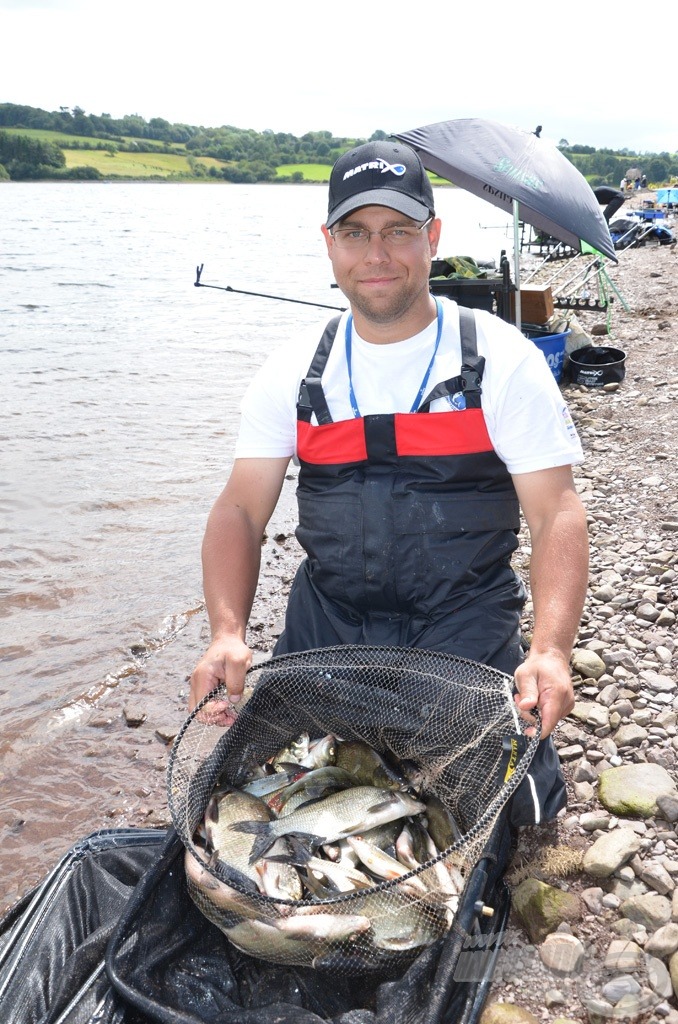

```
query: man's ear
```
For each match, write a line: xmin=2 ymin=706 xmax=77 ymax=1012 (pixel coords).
xmin=428 ymin=217 xmax=442 ymax=258
xmin=321 ymin=223 xmax=333 ymax=257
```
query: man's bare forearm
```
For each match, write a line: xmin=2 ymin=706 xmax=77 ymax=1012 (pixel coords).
xmin=528 ymin=493 xmax=589 ymax=659
xmin=201 ymin=499 xmax=263 ymax=643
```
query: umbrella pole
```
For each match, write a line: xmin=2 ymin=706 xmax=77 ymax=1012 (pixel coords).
xmin=513 ymin=200 xmax=522 ymax=327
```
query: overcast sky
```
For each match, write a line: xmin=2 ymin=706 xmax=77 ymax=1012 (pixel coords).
xmin=3 ymin=0 xmax=674 ymax=155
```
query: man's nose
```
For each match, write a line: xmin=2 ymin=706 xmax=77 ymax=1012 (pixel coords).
xmin=363 ymin=232 xmax=390 ymax=260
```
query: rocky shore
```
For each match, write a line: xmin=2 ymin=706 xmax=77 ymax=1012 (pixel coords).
xmin=6 ymin=235 xmax=673 ymax=1022
xmin=482 ymin=237 xmax=678 ymax=1023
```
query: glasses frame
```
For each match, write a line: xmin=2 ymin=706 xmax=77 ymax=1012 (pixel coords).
xmin=329 ymin=216 xmax=433 ymax=250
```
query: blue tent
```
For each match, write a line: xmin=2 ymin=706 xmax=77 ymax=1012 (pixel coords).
xmin=655 ymin=187 xmax=678 ymax=205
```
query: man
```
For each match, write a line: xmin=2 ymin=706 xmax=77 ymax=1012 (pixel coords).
xmin=593 ymin=185 xmax=625 ymax=224
xmin=190 ymin=140 xmax=588 ymax=820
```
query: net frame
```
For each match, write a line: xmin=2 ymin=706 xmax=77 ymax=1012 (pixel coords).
xmin=167 ymin=645 xmax=539 ymax=971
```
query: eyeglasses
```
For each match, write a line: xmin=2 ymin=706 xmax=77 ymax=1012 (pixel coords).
xmin=330 ymin=217 xmax=433 ymax=249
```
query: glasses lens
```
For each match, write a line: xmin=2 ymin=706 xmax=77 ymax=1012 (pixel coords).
xmin=331 ymin=219 xmax=431 ymax=249
xmin=332 ymin=228 xmax=367 ymax=248
xmin=383 ymin=226 xmax=420 ymax=245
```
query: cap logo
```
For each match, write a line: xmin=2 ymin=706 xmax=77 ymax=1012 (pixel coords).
xmin=342 ymin=158 xmax=407 ymax=182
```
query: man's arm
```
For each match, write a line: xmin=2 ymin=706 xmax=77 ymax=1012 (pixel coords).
xmin=190 ymin=456 xmax=290 ymax=710
xmin=511 ymin=464 xmax=589 ymax=737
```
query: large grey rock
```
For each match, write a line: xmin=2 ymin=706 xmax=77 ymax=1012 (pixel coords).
xmin=620 ymin=893 xmax=672 ymax=931
xmin=639 ymin=860 xmax=675 ymax=896
xmin=645 ymin=923 xmax=678 ymax=959
xmin=582 ymin=828 xmax=642 ymax=878
xmin=571 ymin=649 xmax=606 ymax=679
xmin=598 ymin=764 xmax=678 ymax=817
xmin=648 ymin=955 xmax=673 ymax=999
xmin=603 ymin=938 xmax=644 ymax=971
xmin=613 ymin=723 xmax=648 ymax=747
xmin=538 ymin=932 xmax=585 ymax=975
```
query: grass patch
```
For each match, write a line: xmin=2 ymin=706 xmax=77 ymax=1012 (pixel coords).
xmin=1 ymin=126 xmax=185 ymax=151
xmin=276 ymin=162 xmax=452 ymax=187
xmin=276 ymin=163 xmax=332 ymax=181
xmin=63 ymin=149 xmax=194 ymax=177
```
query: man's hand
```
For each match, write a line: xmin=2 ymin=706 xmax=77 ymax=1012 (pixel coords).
xmin=189 ymin=634 xmax=252 ymax=713
xmin=513 ymin=648 xmax=575 ymax=738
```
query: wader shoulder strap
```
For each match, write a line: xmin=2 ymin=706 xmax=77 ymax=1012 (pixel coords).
xmin=418 ymin=305 xmax=487 ymax=411
xmin=297 ymin=315 xmax=341 ymax=426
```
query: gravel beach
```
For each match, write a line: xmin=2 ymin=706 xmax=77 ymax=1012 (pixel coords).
xmin=483 ymin=235 xmax=678 ymax=1023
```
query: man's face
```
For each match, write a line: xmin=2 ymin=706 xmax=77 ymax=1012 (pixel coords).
xmin=322 ymin=206 xmax=441 ymax=331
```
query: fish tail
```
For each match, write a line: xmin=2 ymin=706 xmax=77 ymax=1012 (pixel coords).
xmin=229 ymin=819 xmax=276 ymax=862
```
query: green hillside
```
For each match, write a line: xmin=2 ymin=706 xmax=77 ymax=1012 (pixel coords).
xmin=1 ymin=103 xmax=676 ymax=185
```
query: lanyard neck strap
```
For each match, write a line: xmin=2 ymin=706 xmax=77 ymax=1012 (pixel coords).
xmin=345 ymin=298 xmax=444 ymax=418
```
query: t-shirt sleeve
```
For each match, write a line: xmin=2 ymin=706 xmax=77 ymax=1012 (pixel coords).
xmin=233 ymin=344 xmax=301 ymax=459
xmin=475 ymin=314 xmax=585 ymax=475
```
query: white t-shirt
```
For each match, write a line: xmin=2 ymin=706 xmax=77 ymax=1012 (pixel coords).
xmin=235 ymin=298 xmax=583 ymax=476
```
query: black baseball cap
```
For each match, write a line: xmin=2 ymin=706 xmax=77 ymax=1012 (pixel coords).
xmin=326 ymin=140 xmax=435 ymax=228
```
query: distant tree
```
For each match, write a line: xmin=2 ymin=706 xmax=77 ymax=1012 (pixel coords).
xmin=646 ymin=157 xmax=669 ymax=183
xmin=0 ymin=130 xmax=65 ymax=178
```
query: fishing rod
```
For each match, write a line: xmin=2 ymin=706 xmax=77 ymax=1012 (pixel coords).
xmin=194 ymin=265 xmax=346 ymax=311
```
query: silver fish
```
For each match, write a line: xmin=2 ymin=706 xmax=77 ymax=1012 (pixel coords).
xmin=222 ymin=911 xmax=371 ymax=966
xmin=301 ymin=854 xmax=373 ymax=893
xmin=234 ymin=786 xmax=426 ymax=863
xmin=204 ymin=787 xmax=272 ymax=884
xmin=405 ymin=820 xmax=463 ymax=925
xmin=345 ymin=836 xmax=427 ymax=894
xmin=257 ymin=847 xmax=303 ymax=902
xmin=300 ymin=734 xmax=337 ymax=770
xmin=270 ymin=732 xmax=311 ymax=769
xmin=240 ymin=764 xmax=309 ymax=800
xmin=273 ymin=766 xmax=358 ymax=816
xmin=360 ymin=890 xmax=449 ymax=953
xmin=394 ymin=823 xmax=419 ymax=872
xmin=184 ymin=846 xmax=268 ymax=922
xmin=334 ymin=739 xmax=410 ymax=790
xmin=423 ymin=793 xmax=464 ymax=851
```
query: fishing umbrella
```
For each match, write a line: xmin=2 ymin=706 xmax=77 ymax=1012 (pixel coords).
xmin=394 ymin=118 xmax=617 ymax=323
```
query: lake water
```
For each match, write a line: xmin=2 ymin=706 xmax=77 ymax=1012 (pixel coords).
xmin=0 ymin=182 xmax=513 ymax=906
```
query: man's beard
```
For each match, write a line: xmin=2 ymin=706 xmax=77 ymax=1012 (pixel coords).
xmin=344 ymin=279 xmax=429 ymax=327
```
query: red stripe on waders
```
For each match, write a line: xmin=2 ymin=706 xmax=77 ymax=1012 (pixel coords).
xmin=297 ymin=419 xmax=368 ymax=464
xmin=394 ymin=409 xmax=494 ymax=456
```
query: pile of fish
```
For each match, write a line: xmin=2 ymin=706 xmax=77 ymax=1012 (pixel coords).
xmin=185 ymin=732 xmax=469 ymax=969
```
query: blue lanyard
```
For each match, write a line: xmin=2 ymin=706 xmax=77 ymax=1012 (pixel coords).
xmin=344 ymin=299 xmax=444 ymax=418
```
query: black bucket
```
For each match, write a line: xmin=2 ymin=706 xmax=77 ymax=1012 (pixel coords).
xmin=567 ymin=344 xmax=627 ymax=387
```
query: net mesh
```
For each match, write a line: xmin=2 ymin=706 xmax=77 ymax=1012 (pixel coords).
xmin=167 ymin=645 xmax=538 ymax=973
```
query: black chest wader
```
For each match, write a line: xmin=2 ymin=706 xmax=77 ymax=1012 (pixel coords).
xmin=274 ymin=305 xmax=565 ymax=825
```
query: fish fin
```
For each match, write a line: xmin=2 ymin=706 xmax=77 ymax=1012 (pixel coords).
xmin=275 ymin=761 xmax=309 ymax=773
xmin=266 ymin=835 xmax=313 ymax=867
xmin=284 ymin=791 xmax=330 ymax=812
xmin=366 ymin=798 xmax=398 ymax=815
xmin=229 ymin=819 xmax=269 ymax=835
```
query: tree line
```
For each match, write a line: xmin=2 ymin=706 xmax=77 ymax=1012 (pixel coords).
xmin=0 ymin=103 xmax=376 ymax=182
xmin=0 ymin=103 xmax=675 ymax=185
